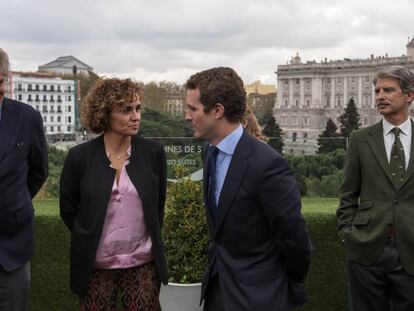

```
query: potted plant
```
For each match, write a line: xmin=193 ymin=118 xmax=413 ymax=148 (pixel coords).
xmin=161 ymin=165 xmax=209 ymax=311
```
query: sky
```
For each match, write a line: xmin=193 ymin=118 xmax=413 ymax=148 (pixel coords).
xmin=1 ymin=0 xmax=413 ymax=85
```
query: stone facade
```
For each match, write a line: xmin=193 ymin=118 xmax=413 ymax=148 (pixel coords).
xmin=164 ymin=86 xmax=186 ymax=118
xmin=275 ymin=40 xmax=414 ymax=155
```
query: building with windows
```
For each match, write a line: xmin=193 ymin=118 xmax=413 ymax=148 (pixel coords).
xmin=6 ymin=71 xmax=76 ymax=135
xmin=164 ymin=86 xmax=186 ymax=118
xmin=245 ymin=81 xmax=277 ymax=119
xmin=38 ymin=55 xmax=93 ymax=76
xmin=245 ymin=80 xmax=276 ymax=96
xmin=275 ymin=38 xmax=414 ymax=155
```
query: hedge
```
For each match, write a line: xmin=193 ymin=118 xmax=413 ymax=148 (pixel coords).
xmin=29 ymin=201 xmax=348 ymax=310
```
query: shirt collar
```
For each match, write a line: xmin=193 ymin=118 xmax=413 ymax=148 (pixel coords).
xmin=383 ymin=117 xmax=411 ymax=136
xmin=214 ymin=124 xmax=243 ymax=155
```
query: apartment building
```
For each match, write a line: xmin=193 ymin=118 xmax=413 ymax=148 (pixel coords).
xmin=6 ymin=71 xmax=76 ymax=135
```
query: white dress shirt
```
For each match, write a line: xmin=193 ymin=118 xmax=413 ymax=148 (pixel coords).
xmin=211 ymin=124 xmax=243 ymax=206
xmin=383 ymin=118 xmax=412 ymax=169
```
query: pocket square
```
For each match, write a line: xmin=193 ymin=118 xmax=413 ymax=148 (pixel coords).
xmin=16 ymin=141 xmax=25 ymax=148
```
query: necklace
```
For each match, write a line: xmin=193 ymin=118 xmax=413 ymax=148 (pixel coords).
xmin=106 ymin=147 xmax=129 ymax=161
xmin=105 ymin=140 xmax=131 ymax=161
xmin=109 ymin=153 xmax=126 ymax=160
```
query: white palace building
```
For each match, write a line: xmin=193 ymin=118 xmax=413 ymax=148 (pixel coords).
xmin=275 ymin=38 xmax=414 ymax=155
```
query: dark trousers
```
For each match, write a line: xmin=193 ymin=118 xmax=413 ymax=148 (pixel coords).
xmin=0 ymin=262 xmax=30 ymax=311
xmin=203 ymin=275 xmax=225 ymax=311
xmin=348 ymin=236 xmax=414 ymax=311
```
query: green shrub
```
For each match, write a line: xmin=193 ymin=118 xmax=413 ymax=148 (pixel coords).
xmin=30 ymin=198 xmax=348 ymax=310
xmin=31 ymin=215 xmax=78 ymax=310
xmin=36 ymin=146 xmax=68 ymax=199
xmin=298 ymin=213 xmax=347 ymax=310
xmin=306 ymin=177 xmax=322 ymax=196
xmin=163 ymin=166 xmax=209 ymax=283
xmin=320 ymin=171 xmax=343 ymax=197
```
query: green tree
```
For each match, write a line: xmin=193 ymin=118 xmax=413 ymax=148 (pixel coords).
xmin=261 ymin=113 xmax=284 ymax=153
xmin=339 ymin=97 xmax=360 ymax=148
xmin=140 ymin=109 xmax=192 ymax=138
xmin=142 ymin=81 xmax=167 ymax=112
xmin=317 ymin=118 xmax=343 ymax=154
xmin=36 ymin=146 xmax=68 ymax=199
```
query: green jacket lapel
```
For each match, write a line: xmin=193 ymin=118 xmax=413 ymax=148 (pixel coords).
xmin=366 ymin=121 xmax=394 ymax=186
xmin=400 ymin=119 xmax=414 ymax=188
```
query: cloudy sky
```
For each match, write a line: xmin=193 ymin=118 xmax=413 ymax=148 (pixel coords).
xmin=1 ymin=0 xmax=413 ymax=85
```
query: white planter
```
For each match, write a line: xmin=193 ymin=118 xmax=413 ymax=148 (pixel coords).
xmin=160 ymin=282 xmax=203 ymax=311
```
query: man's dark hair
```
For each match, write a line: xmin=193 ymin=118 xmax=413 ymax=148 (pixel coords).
xmin=186 ymin=67 xmax=246 ymax=123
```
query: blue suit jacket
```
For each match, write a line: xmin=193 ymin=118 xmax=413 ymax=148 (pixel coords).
xmin=201 ymin=131 xmax=312 ymax=310
xmin=0 ymin=97 xmax=48 ymax=271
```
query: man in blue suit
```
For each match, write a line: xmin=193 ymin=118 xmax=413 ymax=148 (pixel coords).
xmin=185 ymin=67 xmax=312 ymax=311
xmin=0 ymin=48 xmax=48 ymax=310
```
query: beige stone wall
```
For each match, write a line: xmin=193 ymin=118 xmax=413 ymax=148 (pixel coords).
xmin=275 ymin=54 xmax=414 ymax=155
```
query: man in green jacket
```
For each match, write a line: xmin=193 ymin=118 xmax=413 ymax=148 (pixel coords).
xmin=338 ymin=66 xmax=414 ymax=311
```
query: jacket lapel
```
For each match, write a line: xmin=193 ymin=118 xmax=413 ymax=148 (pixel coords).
xmin=214 ymin=132 xmax=250 ymax=236
xmin=0 ymin=98 xmax=19 ymax=162
xmin=95 ymin=135 xmax=117 ymax=212
xmin=202 ymin=144 xmax=216 ymax=234
xmin=400 ymin=119 xmax=414 ymax=188
xmin=366 ymin=121 xmax=394 ymax=186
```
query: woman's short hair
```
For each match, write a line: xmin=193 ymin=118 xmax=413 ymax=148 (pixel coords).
xmin=81 ymin=78 xmax=143 ymax=133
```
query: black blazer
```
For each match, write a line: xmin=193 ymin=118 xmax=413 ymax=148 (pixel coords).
xmin=59 ymin=134 xmax=168 ymax=296
xmin=201 ymin=131 xmax=312 ymax=310
xmin=0 ymin=98 xmax=48 ymax=271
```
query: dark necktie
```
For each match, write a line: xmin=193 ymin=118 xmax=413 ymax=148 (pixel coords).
xmin=207 ymin=146 xmax=219 ymax=220
xmin=390 ymin=127 xmax=406 ymax=187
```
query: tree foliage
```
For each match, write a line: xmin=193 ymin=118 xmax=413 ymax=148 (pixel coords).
xmin=140 ymin=109 xmax=192 ymax=138
xmin=317 ymin=118 xmax=343 ymax=154
xmin=142 ymin=81 xmax=183 ymax=113
xmin=286 ymin=150 xmax=345 ymax=196
xmin=260 ymin=113 xmax=284 ymax=153
xmin=339 ymin=98 xmax=360 ymax=146
xmin=36 ymin=146 xmax=68 ymax=199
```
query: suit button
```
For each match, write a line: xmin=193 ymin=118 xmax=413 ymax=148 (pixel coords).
xmin=394 ymin=200 xmax=398 ymax=204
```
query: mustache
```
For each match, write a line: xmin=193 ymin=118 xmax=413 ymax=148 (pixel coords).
xmin=376 ymin=101 xmax=389 ymax=106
